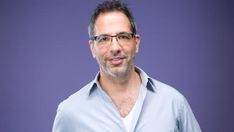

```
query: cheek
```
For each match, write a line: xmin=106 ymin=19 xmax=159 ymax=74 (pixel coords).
xmin=92 ymin=46 xmax=101 ymax=57
xmin=95 ymin=48 xmax=107 ymax=61
xmin=126 ymin=45 xmax=137 ymax=56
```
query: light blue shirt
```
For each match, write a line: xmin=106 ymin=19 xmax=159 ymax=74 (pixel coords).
xmin=52 ymin=67 xmax=201 ymax=132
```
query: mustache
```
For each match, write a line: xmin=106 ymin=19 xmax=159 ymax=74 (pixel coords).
xmin=106 ymin=55 xmax=127 ymax=60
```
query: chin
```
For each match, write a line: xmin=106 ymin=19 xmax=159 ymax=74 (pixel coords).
xmin=100 ymin=59 xmax=134 ymax=77
xmin=106 ymin=64 xmax=131 ymax=77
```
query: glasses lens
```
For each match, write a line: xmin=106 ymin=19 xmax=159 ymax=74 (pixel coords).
xmin=93 ymin=33 xmax=134 ymax=46
xmin=118 ymin=33 xmax=131 ymax=40
xmin=95 ymin=35 xmax=111 ymax=44
xmin=117 ymin=33 xmax=134 ymax=43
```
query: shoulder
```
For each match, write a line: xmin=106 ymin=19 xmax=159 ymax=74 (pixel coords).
xmin=148 ymin=78 xmax=191 ymax=117
xmin=146 ymin=78 xmax=201 ymax=131
xmin=53 ymin=81 xmax=95 ymax=131
xmin=57 ymin=81 xmax=94 ymax=112
xmin=150 ymin=78 xmax=186 ymax=103
xmin=153 ymin=79 xmax=183 ymax=96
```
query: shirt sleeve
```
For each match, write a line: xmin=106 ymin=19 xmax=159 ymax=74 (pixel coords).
xmin=52 ymin=104 xmax=63 ymax=132
xmin=52 ymin=103 xmax=73 ymax=132
xmin=177 ymin=96 xmax=202 ymax=132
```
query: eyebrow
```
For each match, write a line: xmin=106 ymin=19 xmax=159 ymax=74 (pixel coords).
xmin=117 ymin=32 xmax=130 ymax=34
xmin=96 ymin=32 xmax=131 ymax=36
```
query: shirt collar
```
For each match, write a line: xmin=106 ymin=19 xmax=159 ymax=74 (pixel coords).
xmin=87 ymin=66 xmax=156 ymax=96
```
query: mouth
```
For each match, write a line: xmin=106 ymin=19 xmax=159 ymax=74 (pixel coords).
xmin=109 ymin=56 xmax=126 ymax=66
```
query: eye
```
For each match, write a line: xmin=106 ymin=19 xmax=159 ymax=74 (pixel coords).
xmin=118 ymin=33 xmax=131 ymax=40
xmin=97 ymin=35 xmax=110 ymax=42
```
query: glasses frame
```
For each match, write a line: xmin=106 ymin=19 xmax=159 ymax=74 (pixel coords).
xmin=91 ymin=32 xmax=135 ymax=46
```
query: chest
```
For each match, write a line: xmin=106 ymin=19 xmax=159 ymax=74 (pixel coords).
xmin=70 ymin=89 xmax=180 ymax=132
xmin=112 ymin=93 xmax=138 ymax=118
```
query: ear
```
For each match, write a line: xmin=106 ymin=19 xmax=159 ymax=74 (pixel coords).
xmin=134 ymin=34 xmax=141 ymax=53
xmin=89 ymin=40 xmax=96 ymax=58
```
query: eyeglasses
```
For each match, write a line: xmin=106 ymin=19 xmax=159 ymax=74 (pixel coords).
xmin=91 ymin=32 xmax=135 ymax=46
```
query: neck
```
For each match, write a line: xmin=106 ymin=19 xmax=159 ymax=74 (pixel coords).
xmin=99 ymin=66 xmax=141 ymax=96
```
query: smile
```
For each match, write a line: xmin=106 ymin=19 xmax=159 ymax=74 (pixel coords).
xmin=109 ymin=57 xmax=125 ymax=66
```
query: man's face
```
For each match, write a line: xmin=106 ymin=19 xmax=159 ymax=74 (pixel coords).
xmin=89 ymin=11 xmax=140 ymax=78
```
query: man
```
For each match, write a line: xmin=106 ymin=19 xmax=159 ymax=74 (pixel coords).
xmin=52 ymin=0 xmax=201 ymax=132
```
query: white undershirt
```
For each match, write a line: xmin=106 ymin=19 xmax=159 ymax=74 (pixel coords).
xmin=120 ymin=84 xmax=147 ymax=132
xmin=121 ymin=94 xmax=140 ymax=132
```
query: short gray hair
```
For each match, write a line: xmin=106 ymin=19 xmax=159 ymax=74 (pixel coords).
xmin=88 ymin=0 xmax=137 ymax=38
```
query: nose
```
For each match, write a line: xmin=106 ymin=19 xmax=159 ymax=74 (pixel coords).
xmin=109 ymin=37 xmax=122 ymax=54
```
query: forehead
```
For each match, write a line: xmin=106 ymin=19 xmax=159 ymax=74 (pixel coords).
xmin=94 ymin=11 xmax=131 ymax=35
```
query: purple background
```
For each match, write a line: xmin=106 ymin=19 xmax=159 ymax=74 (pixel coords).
xmin=1 ymin=0 xmax=234 ymax=131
